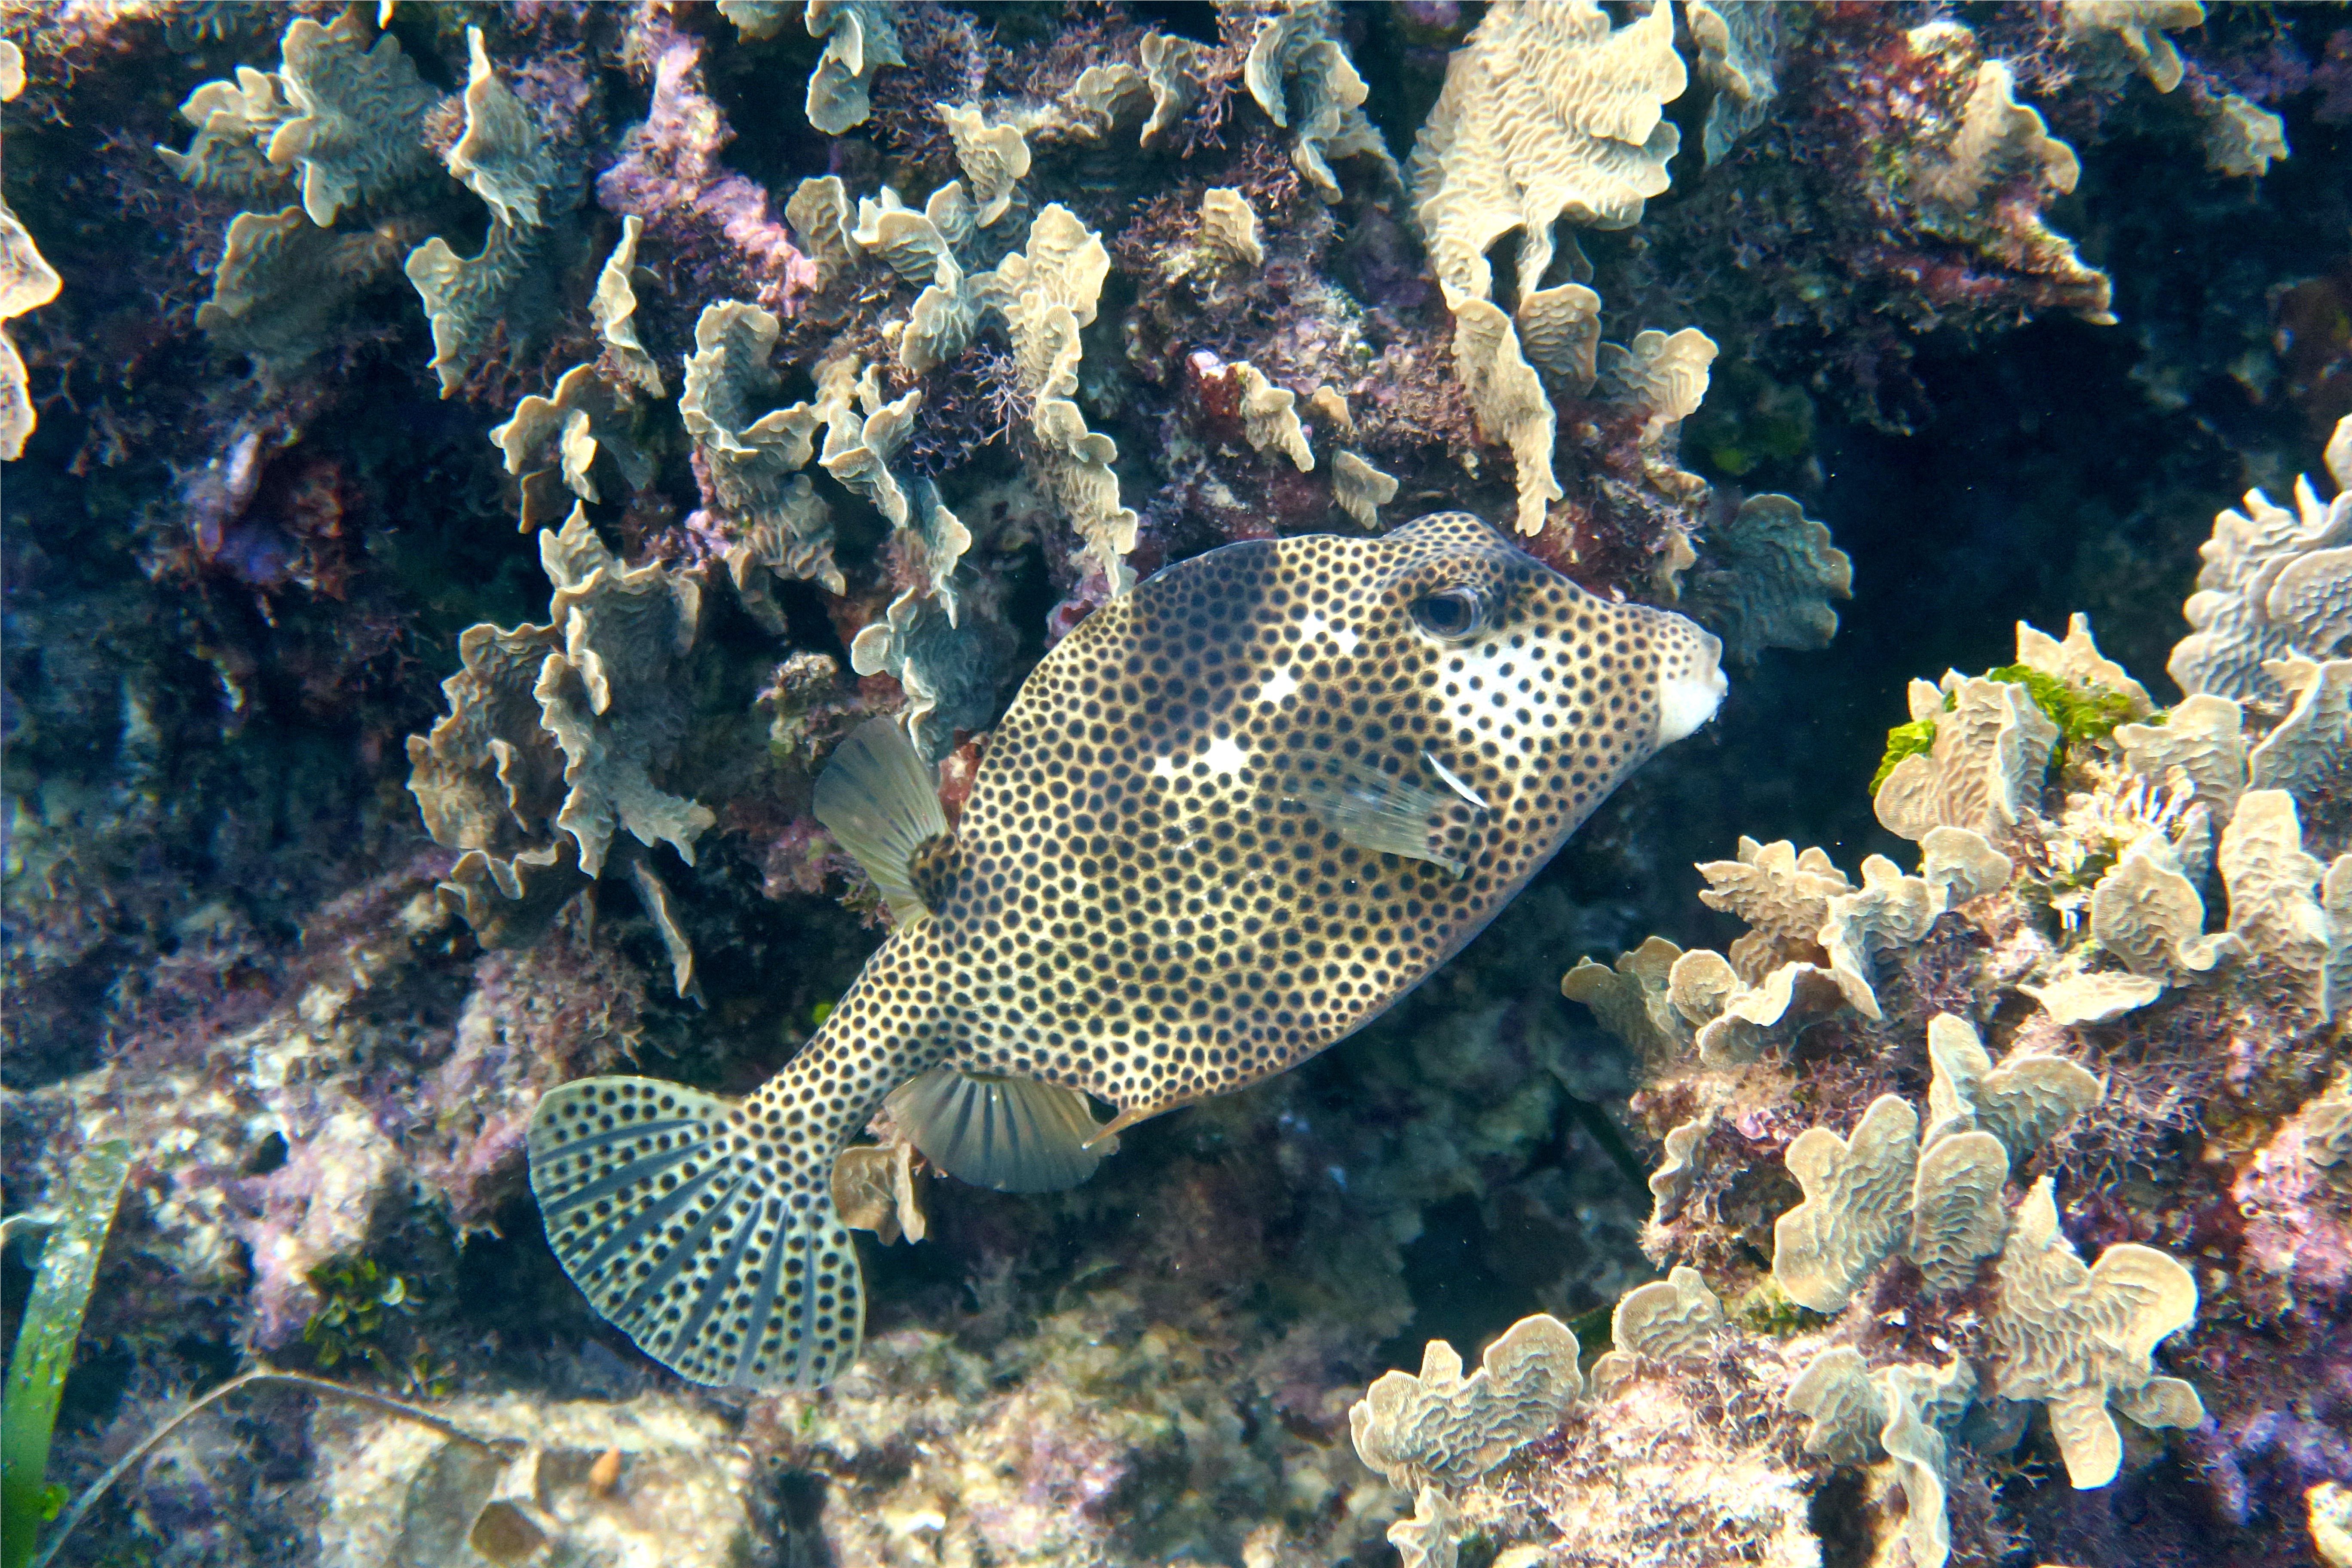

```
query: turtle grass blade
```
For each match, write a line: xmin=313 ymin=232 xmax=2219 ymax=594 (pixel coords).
xmin=2 ymin=1139 xmax=132 ymax=1568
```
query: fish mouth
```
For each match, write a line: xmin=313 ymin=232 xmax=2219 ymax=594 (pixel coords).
xmin=1654 ymin=618 xmax=1728 ymax=746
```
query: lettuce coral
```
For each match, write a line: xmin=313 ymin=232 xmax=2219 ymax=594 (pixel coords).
xmin=406 ymin=511 xmax=712 ymax=992
xmin=1687 ymin=0 xmax=1784 ymax=164
xmin=804 ymin=0 xmax=905 ymax=137
xmin=2170 ymin=419 xmax=2352 ymax=704
xmin=1681 ymin=493 xmax=1854 ymax=663
xmin=1409 ymin=0 xmax=1684 ymax=301
xmin=1898 ymin=25 xmax=2116 ymax=325
xmin=489 ymin=362 xmax=651 ymax=532
xmin=1236 ymin=0 xmax=1399 ymax=203
xmin=1348 ymin=1313 xmax=1584 ymax=1490
xmin=266 ymin=10 xmax=439 ymax=227
xmin=195 ymin=206 xmax=402 ymax=371
xmin=0 ymin=137 xmax=61 ymax=460
xmin=405 ymin=28 xmax=561 ymax=396
xmin=1406 ymin=0 xmax=1695 ymax=543
xmin=677 ymin=299 xmax=842 ymax=597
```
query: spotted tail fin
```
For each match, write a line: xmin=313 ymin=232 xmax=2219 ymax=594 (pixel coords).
xmin=527 ymin=1076 xmax=863 ymax=1390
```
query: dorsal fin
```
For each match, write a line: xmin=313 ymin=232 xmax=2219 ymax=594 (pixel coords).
xmin=812 ymin=716 xmax=950 ymax=923
xmin=885 ymin=1067 xmax=1116 ymax=1192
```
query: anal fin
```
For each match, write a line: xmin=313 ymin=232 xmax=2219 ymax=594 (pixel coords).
xmin=812 ymin=716 xmax=951 ymax=923
xmin=527 ymin=1076 xmax=863 ymax=1390
xmin=886 ymin=1067 xmax=1116 ymax=1193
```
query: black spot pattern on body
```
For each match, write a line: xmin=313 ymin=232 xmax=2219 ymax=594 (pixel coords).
xmin=906 ymin=833 xmax=960 ymax=914
xmin=746 ymin=512 xmax=1713 ymax=1137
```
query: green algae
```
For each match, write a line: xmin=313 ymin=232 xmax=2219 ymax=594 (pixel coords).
xmin=1982 ymin=664 xmax=2139 ymax=750
xmin=1871 ymin=717 xmax=1939 ymax=794
xmin=1870 ymin=664 xmax=2141 ymax=796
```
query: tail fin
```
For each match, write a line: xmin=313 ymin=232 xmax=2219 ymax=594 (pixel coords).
xmin=527 ymin=1076 xmax=862 ymax=1390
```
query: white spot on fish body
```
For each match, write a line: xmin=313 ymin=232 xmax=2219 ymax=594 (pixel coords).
xmin=1201 ymin=735 xmax=1248 ymax=775
xmin=1439 ymin=633 xmax=1574 ymax=753
xmin=1150 ymin=755 xmax=1178 ymax=780
xmin=1332 ymin=626 xmax=1360 ymax=655
xmin=1298 ymin=610 xmax=1328 ymax=640
xmin=1257 ymin=668 xmax=1300 ymax=705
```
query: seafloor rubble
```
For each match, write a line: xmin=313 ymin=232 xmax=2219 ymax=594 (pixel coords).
xmin=0 ymin=3 xmax=2347 ymax=1566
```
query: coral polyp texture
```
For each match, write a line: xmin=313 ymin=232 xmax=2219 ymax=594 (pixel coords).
xmin=3 ymin=1 xmax=2348 ymax=1565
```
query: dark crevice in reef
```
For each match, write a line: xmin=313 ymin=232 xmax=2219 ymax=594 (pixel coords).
xmin=1378 ymin=1194 xmax=1542 ymax=1377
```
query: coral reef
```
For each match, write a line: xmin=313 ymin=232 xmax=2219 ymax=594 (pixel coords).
xmin=1550 ymin=428 xmax=2352 ymax=1565
xmin=3 ymin=3 xmax=2347 ymax=1565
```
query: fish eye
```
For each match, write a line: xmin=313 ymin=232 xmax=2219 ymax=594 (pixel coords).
xmin=1408 ymin=586 xmax=1489 ymax=643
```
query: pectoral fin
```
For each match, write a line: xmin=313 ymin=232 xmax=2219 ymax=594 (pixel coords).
xmin=1285 ymin=752 xmax=1487 ymax=876
xmin=812 ymin=716 xmax=950 ymax=923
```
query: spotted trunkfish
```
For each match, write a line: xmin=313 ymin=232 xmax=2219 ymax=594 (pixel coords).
xmin=526 ymin=511 xmax=1728 ymax=1389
